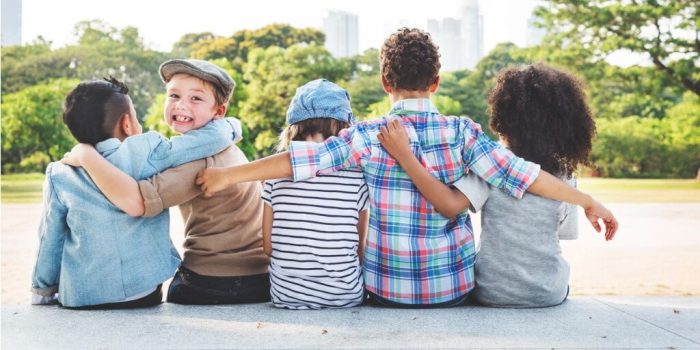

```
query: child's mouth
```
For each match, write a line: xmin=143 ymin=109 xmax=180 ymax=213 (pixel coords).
xmin=173 ymin=115 xmax=193 ymax=123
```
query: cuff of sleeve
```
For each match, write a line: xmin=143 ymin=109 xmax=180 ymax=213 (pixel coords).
xmin=31 ymin=286 xmax=58 ymax=297
xmin=510 ymin=162 xmax=541 ymax=199
xmin=451 ymin=173 xmax=490 ymax=213
xmin=289 ymin=141 xmax=320 ymax=182
xmin=139 ymin=180 xmax=164 ymax=218
xmin=225 ymin=117 xmax=243 ymax=144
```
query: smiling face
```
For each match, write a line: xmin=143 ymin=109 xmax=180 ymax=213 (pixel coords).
xmin=163 ymin=74 xmax=225 ymax=134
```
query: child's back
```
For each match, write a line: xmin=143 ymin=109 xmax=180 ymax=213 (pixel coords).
xmin=264 ymin=170 xmax=368 ymax=309
xmin=31 ymin=78 xmax=236 ymax=308
xmin=262 ymin=79 xmax=368 ymax=309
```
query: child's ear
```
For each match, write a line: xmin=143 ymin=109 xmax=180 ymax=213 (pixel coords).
xmin=381 ymin=76 xmax=393 ymax=94
xmin=428 ymin=76 xmax=440 ymax=93
xmin=213 ymin=104 xmax=227 ymax=120
xmin=121 ymin=114 xmax=137 ymax=136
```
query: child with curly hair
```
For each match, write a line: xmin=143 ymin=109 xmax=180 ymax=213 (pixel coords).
xmin=377 ymin=64 xmax=613 ymax=308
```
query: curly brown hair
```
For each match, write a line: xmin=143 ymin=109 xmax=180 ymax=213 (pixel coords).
xmin=488 ymin=64 xmax=596 ymax=177
xmin=380 ymin=28 xmax=441 ymax=91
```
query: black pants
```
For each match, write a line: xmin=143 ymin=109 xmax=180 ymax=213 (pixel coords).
xmin=67 ymin=285 xmax=163 ymax=310
xmin=367 ymin=290 xmax=470 ymax=308
xmin=167 ymin=267 xmax=271 ymax=305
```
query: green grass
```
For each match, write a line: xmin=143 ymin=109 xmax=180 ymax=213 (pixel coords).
xmin=578 ymin=178 xmax=700 ymax=203
xmin=1 ymin=173 xmax=44 ymax=203
xmin=1 ymin=173 xmax=698 ymax=204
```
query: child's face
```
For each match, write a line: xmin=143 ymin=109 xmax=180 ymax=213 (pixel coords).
xmin=163 ymin=74 xmax=224 ymax=134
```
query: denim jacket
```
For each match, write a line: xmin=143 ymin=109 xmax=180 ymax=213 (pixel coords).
xmin=31 ymin=118 xmax=241 ymax=307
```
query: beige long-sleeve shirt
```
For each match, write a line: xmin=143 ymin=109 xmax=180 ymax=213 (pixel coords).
xmin=138 ymin=145 xmax=269 ymax=277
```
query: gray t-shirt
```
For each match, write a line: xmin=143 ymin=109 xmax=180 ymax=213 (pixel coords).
xmin=453 ymin=173 xmax=578 ymax=308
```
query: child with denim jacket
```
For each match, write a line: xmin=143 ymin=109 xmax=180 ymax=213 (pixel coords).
xmin=263 ymin=79 xmax=369 ymax=309
xmin=65 ymin=59 xmax=270 ymax=305
xmin=31 ymin=77 xmax=238 ymax=308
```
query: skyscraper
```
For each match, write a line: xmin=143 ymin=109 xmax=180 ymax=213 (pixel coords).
xmin=427 ymin=18 xmax=466 ymax=72
xmin=322 ymin=10 xmax=359 ymax=58
xmin=1 ymin=0 xmax=22 ymax=47
xmin=460 ymin=0 xmax=484 ymax=69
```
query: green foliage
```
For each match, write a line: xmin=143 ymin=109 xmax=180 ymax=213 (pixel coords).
xmin=239 ymin=44 xmax=351 ymax=157
xmin=592 ymin=97 xmax=700 ymax=178
xmin=537 ymin=0 xmax=700 ymax=96
xmin=1 ymin=79 xmax=80 ymax=173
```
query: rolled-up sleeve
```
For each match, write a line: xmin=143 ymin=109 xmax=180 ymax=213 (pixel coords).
xmin=289 ymin=126 xmax=368 ymax=182
xmin=462 ymin=121 xmax=540 ymax=199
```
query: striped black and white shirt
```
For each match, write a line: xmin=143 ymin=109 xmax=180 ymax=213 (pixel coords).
xmin=262 ymin=169 xmax=369 ymax=310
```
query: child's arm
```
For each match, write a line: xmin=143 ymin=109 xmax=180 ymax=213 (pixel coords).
xmin=62 ymin=144 xmax=145 ymax=216
xmin=357 ymin=209 xmax=369 ymax=264
xmin=377 ymin=120 xmax=473 ymax=219
xmin=527 ymin=172 xmax=617 ymax=240
xmin=197 ymin=152 xmax=293 ymax=197
xmin=262 ymin=204 xmax=273 ymax=257
xmin=31 ymin=165 xmax=68 ymax=303
xmin=198 ymin=126 xmax=369 ymax=197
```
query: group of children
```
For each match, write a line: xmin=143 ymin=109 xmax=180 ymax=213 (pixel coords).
xmin=31 ymin=28 xmax=617 ymax=310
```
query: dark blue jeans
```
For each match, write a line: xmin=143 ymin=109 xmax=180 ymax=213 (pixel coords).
xmin=367 ymin=290 xmax=471 ymax=308
xmin=167 ymin=267 xmax=270 ymax=305
xmin=67 ymin=285 xmax=163 ymax=310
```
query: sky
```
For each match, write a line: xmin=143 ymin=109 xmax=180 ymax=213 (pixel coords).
xmin=22 ymin=0 xmax=542 ymax=54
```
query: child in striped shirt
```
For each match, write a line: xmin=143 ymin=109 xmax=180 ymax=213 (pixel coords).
xmin=262 ymin=79 xmax=370 ymax=310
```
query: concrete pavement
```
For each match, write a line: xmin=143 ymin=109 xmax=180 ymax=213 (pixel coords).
xmin=2 ymin=296 xmax=699 ymax=349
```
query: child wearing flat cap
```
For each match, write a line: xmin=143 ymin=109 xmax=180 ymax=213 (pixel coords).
xmin=66 ymin=59 xmax=270 ymax=305
xmin=262 ymin=79 xmax=369 ymax=310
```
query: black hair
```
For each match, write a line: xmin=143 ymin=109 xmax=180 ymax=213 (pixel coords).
xmin=62 ymin=76 xmax=132 ymax=145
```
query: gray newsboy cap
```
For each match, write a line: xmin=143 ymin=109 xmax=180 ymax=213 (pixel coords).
xmin=159 ymin=59 xmax=235 ymax=102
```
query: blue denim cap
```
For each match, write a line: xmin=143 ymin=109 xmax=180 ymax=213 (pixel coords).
xmin=287 ymin=79 xmax=355 ymax=125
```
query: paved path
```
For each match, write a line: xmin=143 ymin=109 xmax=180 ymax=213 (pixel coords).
xmin=2 ymin=297 xmax=699 ymax=349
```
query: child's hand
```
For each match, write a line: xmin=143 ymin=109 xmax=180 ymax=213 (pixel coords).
xmin=196 ymin=167 xmax=232 ymax=197
xmin=583 ymin=199 xmax=618 ymax=241
xmin=377 ymin=119 xmax=412 ymax=161
xmin=60 ymin=144 xmax=96 ymax=167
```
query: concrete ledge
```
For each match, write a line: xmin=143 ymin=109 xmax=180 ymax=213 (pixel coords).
xmin=2 ymin=297 xmax=699 ymax=349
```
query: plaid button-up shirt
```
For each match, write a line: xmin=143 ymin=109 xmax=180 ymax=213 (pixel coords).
xmin=289 ymin=99 xmax=540 ymax=305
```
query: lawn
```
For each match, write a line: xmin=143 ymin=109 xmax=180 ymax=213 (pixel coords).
xmin=1 ymin=174 xmax=698 ymax=204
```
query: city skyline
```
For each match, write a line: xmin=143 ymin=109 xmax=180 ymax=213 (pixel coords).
xmin=323 ymin=10 xmax=359 ymax=58
xmin=19 ymin=0 xmax=541 ymax=56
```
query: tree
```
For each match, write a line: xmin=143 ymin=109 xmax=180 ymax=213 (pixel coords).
xmin=537 ymin=0 xmax=700 ymax=96
xmin=1 ymin=79 xmax=79 ymax=173
xmin=239 ymin=44 xmax=351 ymax=156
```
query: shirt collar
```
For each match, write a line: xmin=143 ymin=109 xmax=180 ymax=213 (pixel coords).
xmin=95 ymin=138 xmax=121 ymax=156
xmin=388 ymin=98 xmax=439 ymax=116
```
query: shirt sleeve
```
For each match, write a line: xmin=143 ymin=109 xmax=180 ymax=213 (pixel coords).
xmin=138 ymin=158 xmax=209 ymax=217
xmin=129 ymin=118 xmax=238 ymax=176
xmin=451 ymin=172 xmax=490 ymax=213
xmin=31 ymin=165 xmax=68 ymax=297
xmin=288 ymin=126 xmax=369 ymax=182
xmin=261 ymin=181 xmax=273 ymax=207
xmin=461 ymin=120 xmax=540 ymax=199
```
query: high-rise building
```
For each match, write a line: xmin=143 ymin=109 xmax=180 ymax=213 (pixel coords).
xmin=427 ymin=18 xmax=466 ymax=72
xmin=2 ymin=0 xmax=22 ymax=47
xmin=322 ymin=10 xmax=359 ymax=58
xmin=460 ymin=0 xmax=483 ymax=69
xmin=526 ymin=14 xmax=546 ymax=47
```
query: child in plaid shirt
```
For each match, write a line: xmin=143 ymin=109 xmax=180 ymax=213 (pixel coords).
xmin=197 ymin=28 xmax=617 ymax=307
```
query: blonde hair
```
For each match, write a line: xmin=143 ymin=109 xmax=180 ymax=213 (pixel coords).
xmin=277 ymin=118 xmax=350 ymax=152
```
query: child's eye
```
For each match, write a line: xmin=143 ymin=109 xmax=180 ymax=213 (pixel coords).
xmin=168 ymin=94 xmax=179 ymax=99
xmin=191 ymin=96 xmax=203 ymax=102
